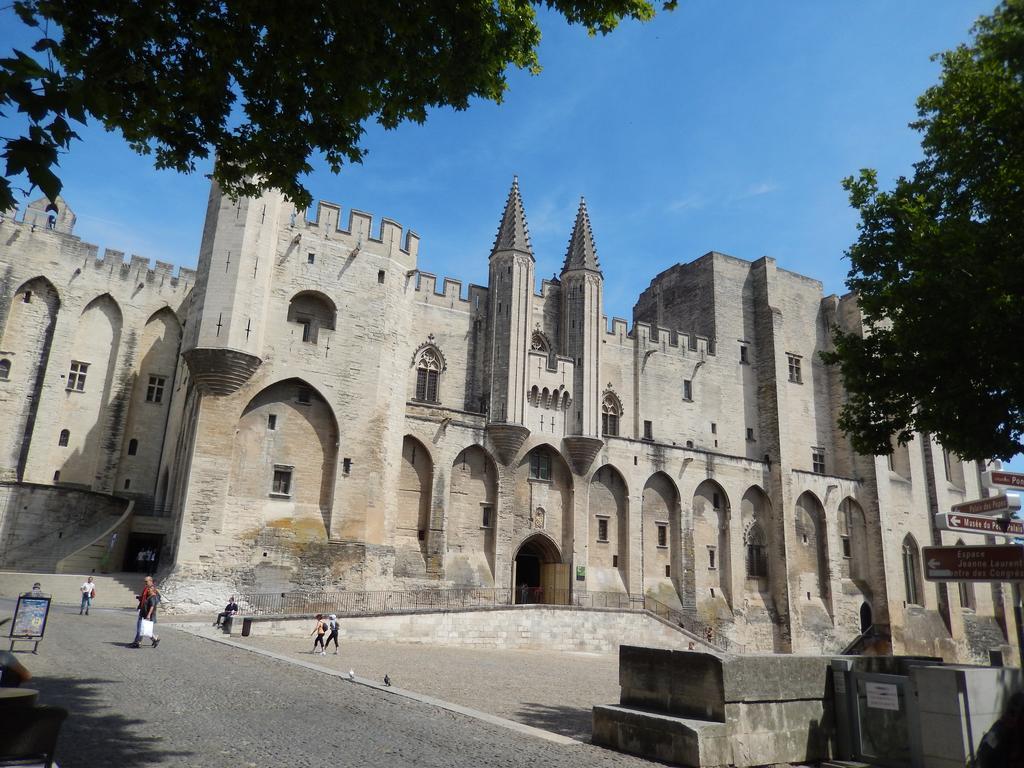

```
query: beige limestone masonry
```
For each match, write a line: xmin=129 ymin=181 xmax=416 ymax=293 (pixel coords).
xmin=0 ymin=180 xmax=1013 ymax=664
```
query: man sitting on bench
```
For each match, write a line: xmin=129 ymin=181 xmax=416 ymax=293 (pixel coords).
xmin=214 ymin=596 xmax=239 ymax=628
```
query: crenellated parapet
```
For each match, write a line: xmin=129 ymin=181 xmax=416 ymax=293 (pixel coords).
xmin=602 ymin=315 xmax=718 ymax=357
xmin=414 ymin=272 xmax=488 ymax=310
xmin=295 ymin=199 xmax=420 ymax=261
xmin=0 ymin=206 xmax=196 ymax=294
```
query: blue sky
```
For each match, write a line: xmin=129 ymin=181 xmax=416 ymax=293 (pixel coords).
xmin=2 ymin=1 xmax=1019 ymax=471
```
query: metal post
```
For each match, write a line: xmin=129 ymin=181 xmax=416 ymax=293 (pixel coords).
xmin=1014 ymin=583 xmax=1024 ymax=670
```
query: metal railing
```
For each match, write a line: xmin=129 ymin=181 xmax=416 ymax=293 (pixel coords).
xmin=643 ymin=595 xmax=740 ymax=653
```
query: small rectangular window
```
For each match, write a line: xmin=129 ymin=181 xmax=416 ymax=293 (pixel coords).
xmin=657 ymin=523 xmax=667 ymax=548
xmin=482 ymin=505 xmax=493 ymax=528
xmin=307 ymin=252 xmax=315 ymax=264
xmin=787 ymin=354 xmax=802 ymax=384
xmin=146 ymin=375 xmax=166 ymax=403
xmin=299 ymin=320 xmax=312 ymax=343
xmin=683 ymin=380 xmax=692 ymax=401
xmin=841 ymin=536 xmax=851 ymax=558
xmin=665 ymin=564 xmax=671 ymax=578
xmin=643 ymin=420 xmax=653 ymax=441
xmin=711 ymin=422 xmax=717 ymax=434
xmin=272 ymin=466 xmax=293 ymax=496
xmin=53 ymin=470 xmax=60 ymax=483
xmin=67 ymin=361 xmax=88 ymax=391
xmin=343 ymin=458 xmax=352 ymax=475
xmin=297 ymin=387 xmax=312 ymax=405
xmin=708 ymin=547 xmax=716 ymax=569
xmin=597 ymin=518 xmax=609 ymax=542
xmin=612 ymin=555 xmax=619 ymax=567
xmin=812 ymin=447 xmax=826 ymax=475
xmin=746 ymin=428 xmax=755 ymax=441
xmin=123 ymin=478 xmax=131 ymax=490
xmin=377 ymin=270 xmax=386 ymax=284
xmin=268 ymin=414 xmax=277 ymax=430
xmin=529 ymin=451 xmax=552 ymax=481
xmin=740 ymin=345 xmax=749 ymax=364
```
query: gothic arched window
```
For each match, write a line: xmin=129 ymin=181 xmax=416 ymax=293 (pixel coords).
xmin=601 ymin=393 xmax=620 ymax=437
xmin=745 ymin=522 xmax=768 ymax=578
xmin=58 ymin=429 xmax=70 ymax=447
xmin=415 ymin=348 xmax=441 ymax=403
xmin=902 ymin=535 xmax=922 ymax=605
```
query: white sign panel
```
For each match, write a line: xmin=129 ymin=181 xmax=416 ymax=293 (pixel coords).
xmin=865 ymin=682 xmax=900 ymax=711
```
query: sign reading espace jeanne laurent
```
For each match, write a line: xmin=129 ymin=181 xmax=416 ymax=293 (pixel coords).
xmin=923 ymin=545 xmax=1024 ymax=583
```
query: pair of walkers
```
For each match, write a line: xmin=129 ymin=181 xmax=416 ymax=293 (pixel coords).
xmin=310 ymin=613 xmax=340 ymax=655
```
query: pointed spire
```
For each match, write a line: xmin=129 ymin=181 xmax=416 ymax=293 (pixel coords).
xmin=561 ymin=197 xmax=601 ymax=274
xmin=491 ymin=176 xmax=533 ymax=258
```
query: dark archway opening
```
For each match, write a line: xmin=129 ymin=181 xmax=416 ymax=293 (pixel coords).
xmin=513 ymin=535 xmax=564 ymax=605
xmin=860 ymin=601 xmax=873 ymax=633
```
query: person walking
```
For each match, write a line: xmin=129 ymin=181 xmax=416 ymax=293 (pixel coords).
xmin=79 ymin=576 xmax=96 ymax=615
xmin=130 ymin=576 xmax=161 ymax=648
xmin=310 ymin=614 xmax=327 ymax=655
xmin=324 ymin=614 xmax=340 ymax=654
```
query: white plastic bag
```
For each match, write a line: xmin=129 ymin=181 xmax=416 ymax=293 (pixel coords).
xmin=139 ymin=619 xmax=155 ymax=638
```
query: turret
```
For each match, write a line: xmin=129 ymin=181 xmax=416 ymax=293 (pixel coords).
xmin=560 ymin=198 xmax=603 ymax=439
xmin=484 ymin=177 xmax=535 ymax=462
xmin=182 ymin=180 xmax=283 ymax=395
xmin=487 ymin=177 xmax=535 ymax=426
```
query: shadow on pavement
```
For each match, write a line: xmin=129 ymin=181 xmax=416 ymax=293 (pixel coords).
xmin=514 ymin=701 xmax=595 ymax=741
xmin=26 ymin=675 xmax=193 ymax=767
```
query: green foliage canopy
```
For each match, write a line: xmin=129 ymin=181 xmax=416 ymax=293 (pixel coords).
xmin=0 ymin=0 xmax=669 ymax=211
xmin=823 ymin=0 xmax=1024 ymax=462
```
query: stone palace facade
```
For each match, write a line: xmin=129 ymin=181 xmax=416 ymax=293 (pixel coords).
xmin=0 ymin=179 xmax=1015 ymax=660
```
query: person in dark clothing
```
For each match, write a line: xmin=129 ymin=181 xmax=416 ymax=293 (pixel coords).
xmin=976 ymin=691 xmax=1024 ymax=768
xmin=323 ymin=614 xmax=340 ymax=654
xmin=214 ymin=596 xmax=239 ymax=628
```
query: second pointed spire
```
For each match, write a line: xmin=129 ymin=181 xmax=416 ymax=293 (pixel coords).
xmin=562 ymin=197 xmax=601 ymax=274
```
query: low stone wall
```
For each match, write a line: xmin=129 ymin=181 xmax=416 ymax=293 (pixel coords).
xmin=243 ymin=605 xmax=704 ymax=654
xmin=593 ymin=645 xmax=835 ymax=767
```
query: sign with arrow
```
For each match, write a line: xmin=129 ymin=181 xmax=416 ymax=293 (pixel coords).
xmin=982 ymin=470 xmax=1024 ymax=490
xmin=950 ymin=493 xmax=1021 ymax=517
xmin=923 ymin=544 xmax=1024 ymax=582
xmin=936 ymin=512 xmax=1024 ymax=536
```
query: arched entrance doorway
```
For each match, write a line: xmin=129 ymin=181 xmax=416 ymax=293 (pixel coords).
xmin=860 ymin=601 xmax=873 ymax=633
xmin=513 ymin=534 xmax=566 ymax=605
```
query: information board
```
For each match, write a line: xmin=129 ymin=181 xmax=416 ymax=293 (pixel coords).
xmin=10 ymin=595 xmax=51 ymax=640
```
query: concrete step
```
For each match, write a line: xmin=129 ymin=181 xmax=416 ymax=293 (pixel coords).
xmin=0 ymin=570 xmax=144 ymax=608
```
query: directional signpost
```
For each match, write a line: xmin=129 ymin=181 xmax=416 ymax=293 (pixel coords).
xmin=923 ymin=544 xmax=1024 ymax=583
xmin=982 ymin=470 xmax=1024 ymax=490
xmin=936 ymin=512 xmax=1024 ymax=536
xmin=950 ymin=493 xmax=1021 ymax=517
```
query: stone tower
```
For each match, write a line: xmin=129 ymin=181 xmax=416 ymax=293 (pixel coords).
xmin=485 ymin=177 xmax=535 ymax=462
xmin=560 ymin=198 xmax=605 ymax=473
xmin=183 ymin=181 xmax=284 ymax=393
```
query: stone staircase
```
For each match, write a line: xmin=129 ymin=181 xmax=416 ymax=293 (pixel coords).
xmin=0 ymin=570 xmax=142 ymax=608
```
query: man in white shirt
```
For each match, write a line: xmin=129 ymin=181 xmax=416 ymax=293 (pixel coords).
xmin=80 ymin=576 xmax=96 ymax=615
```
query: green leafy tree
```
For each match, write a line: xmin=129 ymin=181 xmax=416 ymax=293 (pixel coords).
xmin=824 ymin=0 xmax=1024 ymax=462
xmin=0 ymin=0 xmax=670 ymax=210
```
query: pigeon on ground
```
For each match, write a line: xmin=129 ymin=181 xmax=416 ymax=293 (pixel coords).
xmin=348 ymin=669 xmax=356 ymax=680
xmin=383 ymin=674 xmax=391 ymax=687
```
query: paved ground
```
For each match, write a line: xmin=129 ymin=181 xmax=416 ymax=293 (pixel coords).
xmin=234 ymin=631 xmax=621 ymax=740
xmin=2 ymin=600 xmax=658 ymax=768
